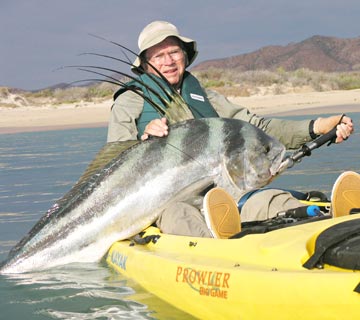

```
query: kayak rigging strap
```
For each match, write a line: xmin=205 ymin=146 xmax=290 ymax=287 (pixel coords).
xmin=303 ymin=218 xmax=360 ymax=269
xmin=302 ymin=217 xmax=360 ymax=293
xmin=231 ymin=215 xmax=330 ymax=239
xmin=130 ymin=233 xmax=161 ymax=246
xmin=237 ymin=188 xmax=329 ymax=212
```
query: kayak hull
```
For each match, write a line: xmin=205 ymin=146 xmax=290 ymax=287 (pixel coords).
xmin=106 ymin=215 xmax=360 ymax=319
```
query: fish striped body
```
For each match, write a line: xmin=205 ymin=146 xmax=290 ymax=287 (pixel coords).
xmin=0 ymin=118 xmax=285 ymax=273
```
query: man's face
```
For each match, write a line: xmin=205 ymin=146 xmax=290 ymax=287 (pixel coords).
xmin=144 ymin=37 xmax=186 ymax=88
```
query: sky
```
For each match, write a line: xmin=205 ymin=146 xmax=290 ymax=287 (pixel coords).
xmin=1 ymin=0 xmax=359 ymax=91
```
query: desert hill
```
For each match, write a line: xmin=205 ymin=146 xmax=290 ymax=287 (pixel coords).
xmin=1 ymin=35 xmax=360 ymax=108
xmin=192 ymin=35 xmax=360 ymax=72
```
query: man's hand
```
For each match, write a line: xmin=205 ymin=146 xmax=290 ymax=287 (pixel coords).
xmin=314 ymin=114 xmax=354 ymax=143
xmin=141 ymin=117 xmax=169 ymax=141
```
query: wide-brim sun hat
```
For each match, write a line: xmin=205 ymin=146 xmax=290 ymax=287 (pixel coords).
xmin=132 ymin=21 xmax=198 ymax=74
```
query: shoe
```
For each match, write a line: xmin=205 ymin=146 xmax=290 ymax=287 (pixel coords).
xmin=331 ymin=171 xmax=360 ymax=217
xmin=203 ymin=188 xmax=241 ymax=238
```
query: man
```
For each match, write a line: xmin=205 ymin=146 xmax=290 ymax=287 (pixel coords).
xmin=107 ymin=21 xmax=354 ymax=238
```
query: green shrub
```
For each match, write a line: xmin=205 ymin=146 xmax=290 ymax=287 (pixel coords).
xmin=335 ymin=73 xmax=360 ymax=90
xmin=194 ymin=68 xmax=360 ymax=96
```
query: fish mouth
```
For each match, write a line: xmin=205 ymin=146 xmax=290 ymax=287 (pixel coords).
xmin=269 ymin=149 xmax=287 ymax=177
xmin=270 ymin=146 xmax=287 ymax=173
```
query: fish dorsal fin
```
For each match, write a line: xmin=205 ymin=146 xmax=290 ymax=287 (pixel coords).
xmin=143 ymin=73 xmax=194 ymax=124
xmin=164 ymin=95 xmax=194 ymax=125
xmin=67 ymin=39 xmax=195 ymax=125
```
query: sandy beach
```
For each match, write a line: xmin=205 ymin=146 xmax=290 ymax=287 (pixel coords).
xmin=0 ymin=89 xmax=359 ymax=134
xmin=0 ymin=100 xmax=111 ymax=134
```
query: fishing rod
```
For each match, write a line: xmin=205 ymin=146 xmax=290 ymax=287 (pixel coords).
xmin=277 ymin=126 xmax=338 ymax=174
xmin=238 ymin=125 xmax=340 ymax=223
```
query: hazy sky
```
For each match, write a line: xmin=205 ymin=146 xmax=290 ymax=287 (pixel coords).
xmin=1 ymin=0 xmax=359 ymax=90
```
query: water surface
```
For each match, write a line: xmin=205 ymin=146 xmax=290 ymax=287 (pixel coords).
xmin=0 ymin=113 xmax=359 ymax=319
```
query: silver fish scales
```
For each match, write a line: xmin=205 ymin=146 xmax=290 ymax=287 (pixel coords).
xmin=1 ymin=117 xmax=285 ymax=273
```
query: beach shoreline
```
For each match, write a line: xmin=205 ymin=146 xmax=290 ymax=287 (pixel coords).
xmin=0 ymin=89 xmax=359 ymax=134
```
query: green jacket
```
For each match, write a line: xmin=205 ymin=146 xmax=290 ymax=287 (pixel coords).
xmin=108 ymin=72 xmax=313 ymax=149
xmin=113 ymin=72 xmax=219 ymax=137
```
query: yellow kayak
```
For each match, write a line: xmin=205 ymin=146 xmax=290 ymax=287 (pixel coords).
xmin=106 ymin=214 xmax=360 ymax=319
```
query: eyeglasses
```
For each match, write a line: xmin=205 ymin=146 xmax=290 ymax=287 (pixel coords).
xmin=148 ymin=49 xmax=185 ymax=65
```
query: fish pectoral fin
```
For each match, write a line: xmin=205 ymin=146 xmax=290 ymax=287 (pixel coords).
xmin=164 ymin=177 xmax=215 ymax=208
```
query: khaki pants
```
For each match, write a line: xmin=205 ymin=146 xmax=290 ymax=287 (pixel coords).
xmin=155 ymin=189 xmax=305 ymax=237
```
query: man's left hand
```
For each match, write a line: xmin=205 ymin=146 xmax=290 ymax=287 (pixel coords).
xmin=314 ymin=114 xmax=354 ymax=143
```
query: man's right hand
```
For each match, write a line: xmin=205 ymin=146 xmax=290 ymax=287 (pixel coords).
xmin=141 ymin=117 xmax=169 ymax=141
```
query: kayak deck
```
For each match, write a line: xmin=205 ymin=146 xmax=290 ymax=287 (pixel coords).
xmin=106 ymin=215 xmax=360 ymax=319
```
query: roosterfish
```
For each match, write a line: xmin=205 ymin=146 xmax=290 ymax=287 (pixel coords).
xmin=0 ymin=39 xmax=285 ymax=273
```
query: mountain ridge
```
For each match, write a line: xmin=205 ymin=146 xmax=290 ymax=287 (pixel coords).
xmin=191 ymin=35 xmax=360 ymax=72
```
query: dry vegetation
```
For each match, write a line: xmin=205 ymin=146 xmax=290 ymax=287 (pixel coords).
xmin=0 ymin=82 xmax=118 ymax=108
xmin=1 ymin=69 xmax=360 ymax=108
xmin=26 ymin=82 xmax=117 ymax=105
xmin=193 ymin=68 xmax=360 ymax=97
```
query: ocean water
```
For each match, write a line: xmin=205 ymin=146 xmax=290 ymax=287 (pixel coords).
xmin=0 ymin=113 xmax=359 ymax=319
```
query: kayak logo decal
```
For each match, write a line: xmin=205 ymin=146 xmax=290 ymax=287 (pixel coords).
xmin=175 ymin=266 xmax=230 ymax=299
xmin=110 ymin=251 xmax=128 ymax=270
